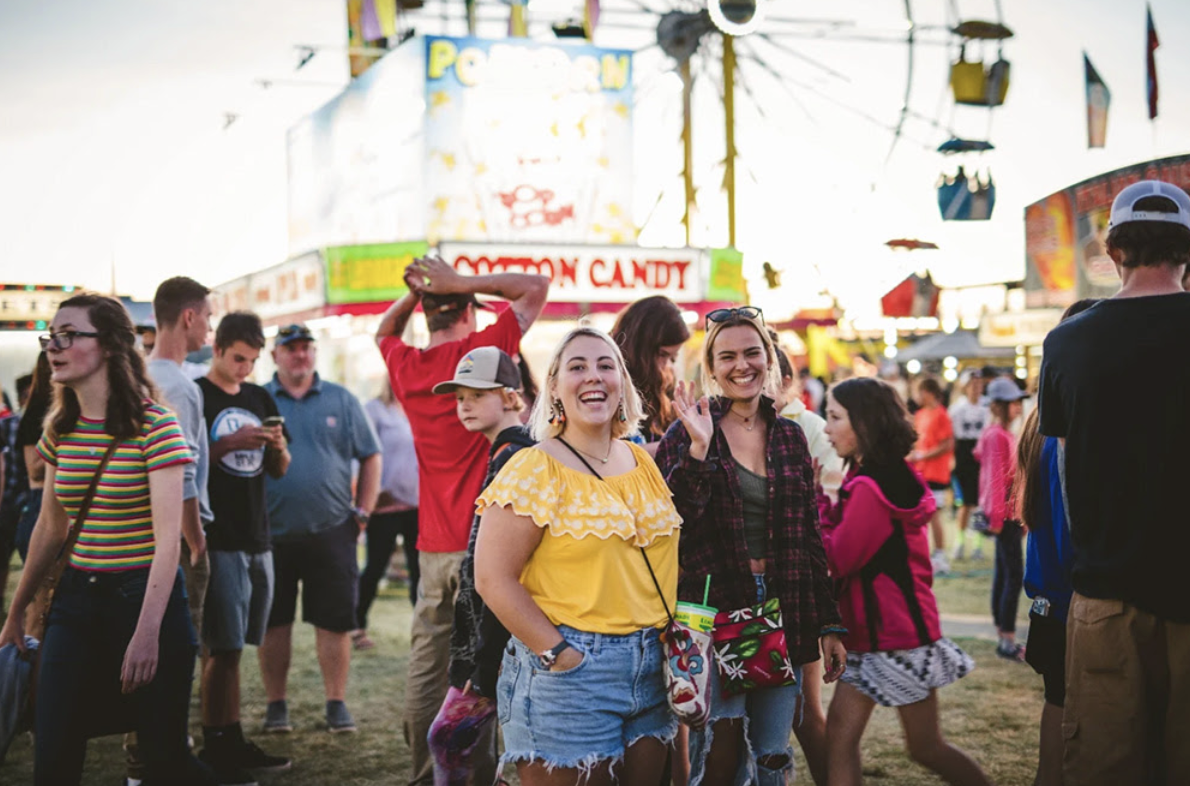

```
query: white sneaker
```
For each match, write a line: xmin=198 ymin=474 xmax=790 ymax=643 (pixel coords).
xmin=971 ymin=545 xmax=986 ymax=561
xmin=951 ymin=542 xmax=966 ymax=562
xmin=126 ymin=779 xmax=142 ymax=786
xmin=931 ymin=549 xmax=951 ymax=575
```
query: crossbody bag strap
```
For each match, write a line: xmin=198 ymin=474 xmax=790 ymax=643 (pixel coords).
xmin=556 ymin=438 xmax=676 ymax=627
xmin=53 ymin=439 xmax=120 ymax=568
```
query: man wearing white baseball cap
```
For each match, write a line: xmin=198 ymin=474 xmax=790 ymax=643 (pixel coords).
xmin=1038 ymin=180 xmax=1190 ymax=785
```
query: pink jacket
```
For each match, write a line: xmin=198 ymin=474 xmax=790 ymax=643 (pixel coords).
xmin=819 ymin=464 xmax=942 ymax=653
xmin=973 ymin=423 xmax=1016 ymax=534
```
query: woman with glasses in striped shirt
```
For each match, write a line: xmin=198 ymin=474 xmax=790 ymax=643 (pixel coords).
xmin=0 ymin=293 xmax=214 ymax=785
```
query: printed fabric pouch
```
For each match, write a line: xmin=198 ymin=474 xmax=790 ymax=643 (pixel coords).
xmin=659 ymin=620 xmax=714 ymax=730
xmin=711 ymin=597 xmax=798 ymax=696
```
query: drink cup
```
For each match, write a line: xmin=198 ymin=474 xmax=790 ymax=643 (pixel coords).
xmin=674 ymin=601 xmax=717 ymax=634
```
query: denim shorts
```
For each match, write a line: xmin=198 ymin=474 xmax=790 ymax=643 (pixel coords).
xmin=497 ymin=624 xmax=678 ymax=771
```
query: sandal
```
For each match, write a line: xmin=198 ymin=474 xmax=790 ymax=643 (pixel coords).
xmin=352 ymin=630 xmax=376 ymax=651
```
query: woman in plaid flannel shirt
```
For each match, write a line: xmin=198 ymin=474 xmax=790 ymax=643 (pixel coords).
xmin=657 ymin=308 xmax=846 ymax=786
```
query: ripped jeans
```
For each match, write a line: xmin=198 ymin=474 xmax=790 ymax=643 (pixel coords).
xmin=689 ymin=574 xmax=802 ymax=786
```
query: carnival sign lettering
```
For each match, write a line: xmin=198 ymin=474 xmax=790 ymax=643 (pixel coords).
xmin=439 ymin=243 xmax=704 ymax=303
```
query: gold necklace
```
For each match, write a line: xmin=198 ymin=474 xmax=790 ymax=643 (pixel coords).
xmin=571 ymin=440 xmax=613 ymax=464
xmin=729 ymin=407 xmax=757 ymax=432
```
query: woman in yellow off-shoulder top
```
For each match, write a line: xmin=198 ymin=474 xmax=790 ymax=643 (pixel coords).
xmin=475 ymin=326 xmax=681 ymax=786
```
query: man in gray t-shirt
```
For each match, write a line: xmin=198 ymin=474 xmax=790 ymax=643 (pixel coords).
xmin=139 ymin=276 xmax=214 ymax=782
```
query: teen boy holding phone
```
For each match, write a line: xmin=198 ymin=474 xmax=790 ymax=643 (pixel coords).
xmin=196 ymin=312 xmax=293 ymax=783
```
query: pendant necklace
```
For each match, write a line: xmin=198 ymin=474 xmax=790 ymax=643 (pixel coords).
xmin=573 ymin=441 xmax=613 ymax=464
xmin=730 ymin=407 xmax=756 ymax=432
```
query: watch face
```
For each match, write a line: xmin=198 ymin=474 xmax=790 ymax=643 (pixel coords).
xmin=539 ymin=651 xmax=556 ymax=667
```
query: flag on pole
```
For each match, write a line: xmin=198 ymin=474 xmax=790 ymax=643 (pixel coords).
xmin=1146 ymin=3 xmax=1159 ymax=120
xmin=375 ymin=0 xmax=397 ymax=38
xmin=1085 ymin=53 xmax=1110 ymax=148
xmin=465 ymin=0 xmax=477 ymax=35
xmin=508 ymin=0 xmax=527 ymax=37
xmin=361 ymin=0 xmax=382 ymax=41
xmin=583 ymin=0 xmax=601 ymax=39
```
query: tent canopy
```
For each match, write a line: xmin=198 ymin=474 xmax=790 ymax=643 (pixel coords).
xmin=897 ymin=330 xmax=1015 ymax=362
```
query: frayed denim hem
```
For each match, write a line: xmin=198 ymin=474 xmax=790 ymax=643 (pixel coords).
xmin=500 ymin=751 xmax=618 ymax=784
xmin=626 ymin=718 xmax=680 ymax=750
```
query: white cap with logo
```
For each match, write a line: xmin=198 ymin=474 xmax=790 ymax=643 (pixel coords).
xmin=1108 ymin=180 xmax=1190 ymax=231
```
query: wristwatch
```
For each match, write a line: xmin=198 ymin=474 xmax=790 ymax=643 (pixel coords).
xmin=538 ymin=639 xmax=573 ymax=668
xmin=353 ymin=507 xmax=371 ymax=525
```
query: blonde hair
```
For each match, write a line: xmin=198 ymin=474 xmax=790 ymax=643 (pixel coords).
xmin=700 ymin=315 xmax=782 ymax=399
xmin=528 ymin=326 xmax=644 ymax=442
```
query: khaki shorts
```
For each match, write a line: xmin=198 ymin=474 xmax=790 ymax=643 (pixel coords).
xmin=1062 ymin=593 xmax=1190 ymax=786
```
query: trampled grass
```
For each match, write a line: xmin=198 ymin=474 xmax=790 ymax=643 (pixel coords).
xmin=2 ymin=546 xmax=1045 ymax=785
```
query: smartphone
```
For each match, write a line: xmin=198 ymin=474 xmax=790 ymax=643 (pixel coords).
xmin=262 ymin=416 xmax=285 ymax=428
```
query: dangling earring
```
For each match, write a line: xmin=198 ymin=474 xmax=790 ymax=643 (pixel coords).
xmin=618 ymin=400 xmax=627 ymax=422
xmin=551 ymin=400 xmax=566 ymax=425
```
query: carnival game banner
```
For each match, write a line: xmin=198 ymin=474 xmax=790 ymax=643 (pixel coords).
xmin=424 ymin=36 xmax=634 ymax=245
xmin=1024 ymin=154 xmax=1190 ymax=307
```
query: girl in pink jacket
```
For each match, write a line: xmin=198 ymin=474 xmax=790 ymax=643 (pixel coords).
xmin=820 ymin=378 xmax=990 ymax=786
xmin=974 ymin=377 xmax=1028 ymax=661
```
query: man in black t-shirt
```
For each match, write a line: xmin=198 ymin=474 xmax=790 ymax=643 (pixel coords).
xmin=196 ymin=312 xmax=293 ymax=782
xmin=1038 ymin=180 xmax=1190 ymax=786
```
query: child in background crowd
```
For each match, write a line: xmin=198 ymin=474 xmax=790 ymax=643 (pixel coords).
xmin=909 ymin=378 xmax=954 ymax=575
xmin=819 ymin=377 xmax=989 ymax=786
xmin=975 ymin=377 xmax=1028 ymax=662
xmin=428 ymin=347 xmax=534 ymax=786
xmin=948 ymin=370 xmax=987 ymax=561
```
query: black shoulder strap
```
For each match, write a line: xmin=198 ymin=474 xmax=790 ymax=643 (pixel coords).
xmin=556 ymin=438 xmax=676 ymax=627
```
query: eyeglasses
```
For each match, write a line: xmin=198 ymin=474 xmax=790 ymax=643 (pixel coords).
xmin=705 ymin=307 xmax=764 ymax=330
xmin=39 ymin=330 xmax=101 ymax=351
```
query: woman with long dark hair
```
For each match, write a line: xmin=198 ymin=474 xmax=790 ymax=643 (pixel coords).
xmin=610 ymin=295 xmax=691 ymax=447
xmin=820 ymin=377 xmax=988 ymax=786
xmin=0 ymin=293 xmax=213 ymax=785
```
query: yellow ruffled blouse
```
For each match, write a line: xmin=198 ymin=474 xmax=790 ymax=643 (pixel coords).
xmin=476 ymin=442 xmax=681 ymax=635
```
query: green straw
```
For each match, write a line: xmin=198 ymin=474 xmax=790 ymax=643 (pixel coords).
xmin=703 ymin=575 xmax=712 ymax=606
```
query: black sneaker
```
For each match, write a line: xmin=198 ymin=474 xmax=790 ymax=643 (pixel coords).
xmin=996 ymin=641 xmax=1027 ymax=662
xmin=239 ymin=740 xmax=292 ymax=773
xmin=198 ymin=749 xmax=258 ymax=786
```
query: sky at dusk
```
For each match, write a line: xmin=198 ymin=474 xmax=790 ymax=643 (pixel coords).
xmin=2 ymin=0 xmax=1188 ymax=321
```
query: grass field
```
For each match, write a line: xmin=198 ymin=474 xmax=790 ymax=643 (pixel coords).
xmin=1 ymin=521 xmax=1043 ymax=785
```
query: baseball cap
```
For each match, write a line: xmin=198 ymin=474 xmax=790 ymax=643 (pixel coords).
xmin=985 ymin=377 xmax=1027 ymax=403
xmin=1108 ymin=180 xmax=1190 ymax=231
xmin=432 ymin=347 xmax=521 ymax=394
xmin=421 ymin=292 xmax=491 ymax=316
xmin=275 ymin=323 xmax=315 ymax=347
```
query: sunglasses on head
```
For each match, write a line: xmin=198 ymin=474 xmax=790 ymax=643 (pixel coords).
xmin=705 ymin=307 xmax=764 ymax=331
xmin=278 ymin=325 xmax=312 ymax=338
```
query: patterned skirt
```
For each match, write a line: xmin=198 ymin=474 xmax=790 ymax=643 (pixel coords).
xmin=840 ymin=638 xmax=975 ymax=707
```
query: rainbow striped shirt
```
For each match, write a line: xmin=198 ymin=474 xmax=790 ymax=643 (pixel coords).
xmin=37 ymin=404 xmax=193 ymax=572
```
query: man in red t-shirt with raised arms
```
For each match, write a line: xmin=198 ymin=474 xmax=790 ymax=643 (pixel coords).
xmin=375 ymin=256 xmax=549 ymax=786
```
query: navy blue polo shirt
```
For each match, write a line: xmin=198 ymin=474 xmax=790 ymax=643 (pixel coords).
xmin=264 ymin=373 xmax=380 ymax=541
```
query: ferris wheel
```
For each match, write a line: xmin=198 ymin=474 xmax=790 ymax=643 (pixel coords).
xmin=374 ymin=0 xmax=1012 ymax=247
